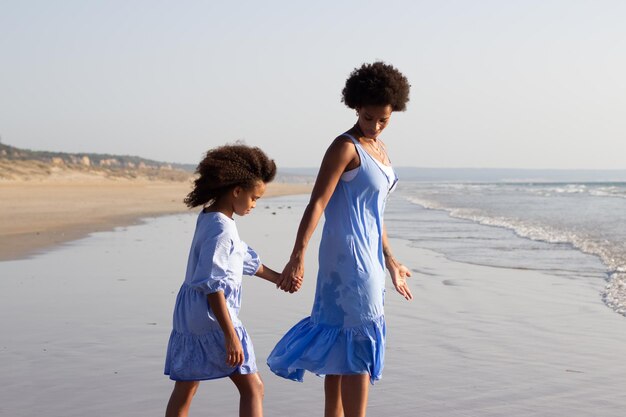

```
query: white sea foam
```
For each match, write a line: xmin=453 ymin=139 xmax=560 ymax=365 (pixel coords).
xmin=590 ymin=186 xmax=626 ymax=199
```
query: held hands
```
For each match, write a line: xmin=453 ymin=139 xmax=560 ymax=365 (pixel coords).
xmin=386 ymin=256 xmax=413 ymax=301
xmin=276 ymin=258 xmax=304 ymax=293
xmin=255 ymin=263 xmax=301 ymax=292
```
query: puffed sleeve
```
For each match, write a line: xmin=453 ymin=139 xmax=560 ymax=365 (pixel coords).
xmin=242 ymin=243 xmax=261 ymax=276
xmin=191 ymin=231 xmax=234 ymax=294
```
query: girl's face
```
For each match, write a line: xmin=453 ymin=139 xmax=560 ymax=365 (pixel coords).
xmin=232 ymin=180 xmax=266 ymax=216
xmin=356 ymin=104 xmax=393 ymax=139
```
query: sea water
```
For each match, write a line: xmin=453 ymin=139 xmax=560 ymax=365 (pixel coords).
xmin=386 ymin=182 xmax=626 ymax=316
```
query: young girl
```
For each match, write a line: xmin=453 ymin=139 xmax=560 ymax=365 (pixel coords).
xmin=164 ymin=144 xmax=299 ymax=417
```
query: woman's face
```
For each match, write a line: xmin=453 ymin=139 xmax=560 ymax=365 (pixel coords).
xmin=356 ymin=104 xmax=393 ymax=139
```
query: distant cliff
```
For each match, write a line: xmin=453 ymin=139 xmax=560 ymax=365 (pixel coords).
xmin=0 ymin=143 xmax=194 ymax=181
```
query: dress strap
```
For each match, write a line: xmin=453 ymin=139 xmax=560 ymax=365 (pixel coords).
xmin=341 ymin=132 xmax=368 ymax=162
xmin=341 ymin=132 xmax=359 ymax=145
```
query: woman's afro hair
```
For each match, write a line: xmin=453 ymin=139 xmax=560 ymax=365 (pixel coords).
xmin=184 ymin=143 xmax=276 ymax=208
xmin=341 ymin=61 xmax=410 ymax=111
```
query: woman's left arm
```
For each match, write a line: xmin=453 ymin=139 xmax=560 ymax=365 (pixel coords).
xmin=382 ymin=223 xmax=413 ymax=300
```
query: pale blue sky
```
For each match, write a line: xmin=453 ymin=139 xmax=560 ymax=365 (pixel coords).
xmin=1 ymin=0 xmax=625 ymax=169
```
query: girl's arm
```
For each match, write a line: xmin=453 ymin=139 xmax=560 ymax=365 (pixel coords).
xmin=275 ymin=137 xmax=357 ymax=292
xmin=382 ymin=223 xmax=413 ymax=300
xmin=255 ymin=264 xmax=303 ymax=291
xmin=207 ymin=291 xmax=244 ymax=367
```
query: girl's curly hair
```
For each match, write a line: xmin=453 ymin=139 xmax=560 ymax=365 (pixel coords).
xmin=184 ymin=143 xmax=277 ymax=208
xmin=341 ymin=61 xmax=410 ymax=111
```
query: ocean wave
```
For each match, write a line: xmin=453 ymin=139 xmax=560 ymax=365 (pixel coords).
xmin=524 ymin=184 xmax=588 ymax=196
xmin=418 ymin=182 xmax=626 ymax=199
xmin=589 ymin=186 xmax=626 ymax=199
xmin=407 ymin=195 xmax=626 ymax=316
xmin=527 ymin=184 xmax=626 ymax=199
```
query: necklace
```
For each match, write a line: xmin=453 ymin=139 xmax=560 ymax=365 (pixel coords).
xmin=353 ymin=124 xmax=388 ymax=163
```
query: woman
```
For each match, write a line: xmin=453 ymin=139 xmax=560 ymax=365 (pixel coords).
xmin=267 ymin=61 xmax=413 ymax=417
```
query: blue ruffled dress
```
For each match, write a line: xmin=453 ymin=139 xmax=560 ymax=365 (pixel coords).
xmin=164 ymin=211 xmax=261 ymax=381
xmin=267 ymin=134 xmax=398 ymax=384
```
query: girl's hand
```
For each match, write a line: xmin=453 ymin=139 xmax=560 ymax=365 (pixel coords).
xmin=277 ymin=258 xmax=304 ymax=293
xmin=225 ymin=333 xmax=244 ymax=367
xmin=289 ymin=275 xmax=304 ymax=293
xmin=386 ymin=257 xmax=413 ymax=301
xmin=207 ymin=291 xmax=245 ymax=366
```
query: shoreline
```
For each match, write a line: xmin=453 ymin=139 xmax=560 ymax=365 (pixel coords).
xmin=2 ymin=194 xmax=626 ymax=415
xmin=0 ymin=180 xmax=312 ymax=262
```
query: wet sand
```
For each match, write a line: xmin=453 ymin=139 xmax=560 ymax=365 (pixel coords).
xmin=1 ymin=194 xmax=626 ymax=416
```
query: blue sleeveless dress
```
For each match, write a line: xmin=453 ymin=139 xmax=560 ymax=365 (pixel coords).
xmin=267 ymin=134 xmax=398 ymax=384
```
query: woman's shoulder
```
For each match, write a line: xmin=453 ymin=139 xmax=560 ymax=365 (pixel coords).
xmin=328 ymin=133 xmax=357 ymax=153
xmin=314 ymin=133 xmax=359 ymax=173
xmin=333 ymin=132 xmax=356 ymax=143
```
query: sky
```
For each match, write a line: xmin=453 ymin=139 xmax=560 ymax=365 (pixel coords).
xmin=1 ymin=0 xmax=625 ymax=169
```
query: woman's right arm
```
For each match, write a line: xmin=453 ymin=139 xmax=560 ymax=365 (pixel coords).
xmin=276 ymin=137 xmax=357 ymax=292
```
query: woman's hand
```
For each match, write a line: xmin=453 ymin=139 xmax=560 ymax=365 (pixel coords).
xmin=276 ymin=257 xmax=304 ymax=293
xmin=225 ymin=333 xmax=244 ymax=367
xmin=386 ymin=256 xmax=413 ymax=300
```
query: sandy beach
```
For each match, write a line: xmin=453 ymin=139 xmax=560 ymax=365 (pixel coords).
xmin=0 ymin=179 xmax=312 ymax=261
xmin=1 ymin=192 xmax=626 ymax=416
